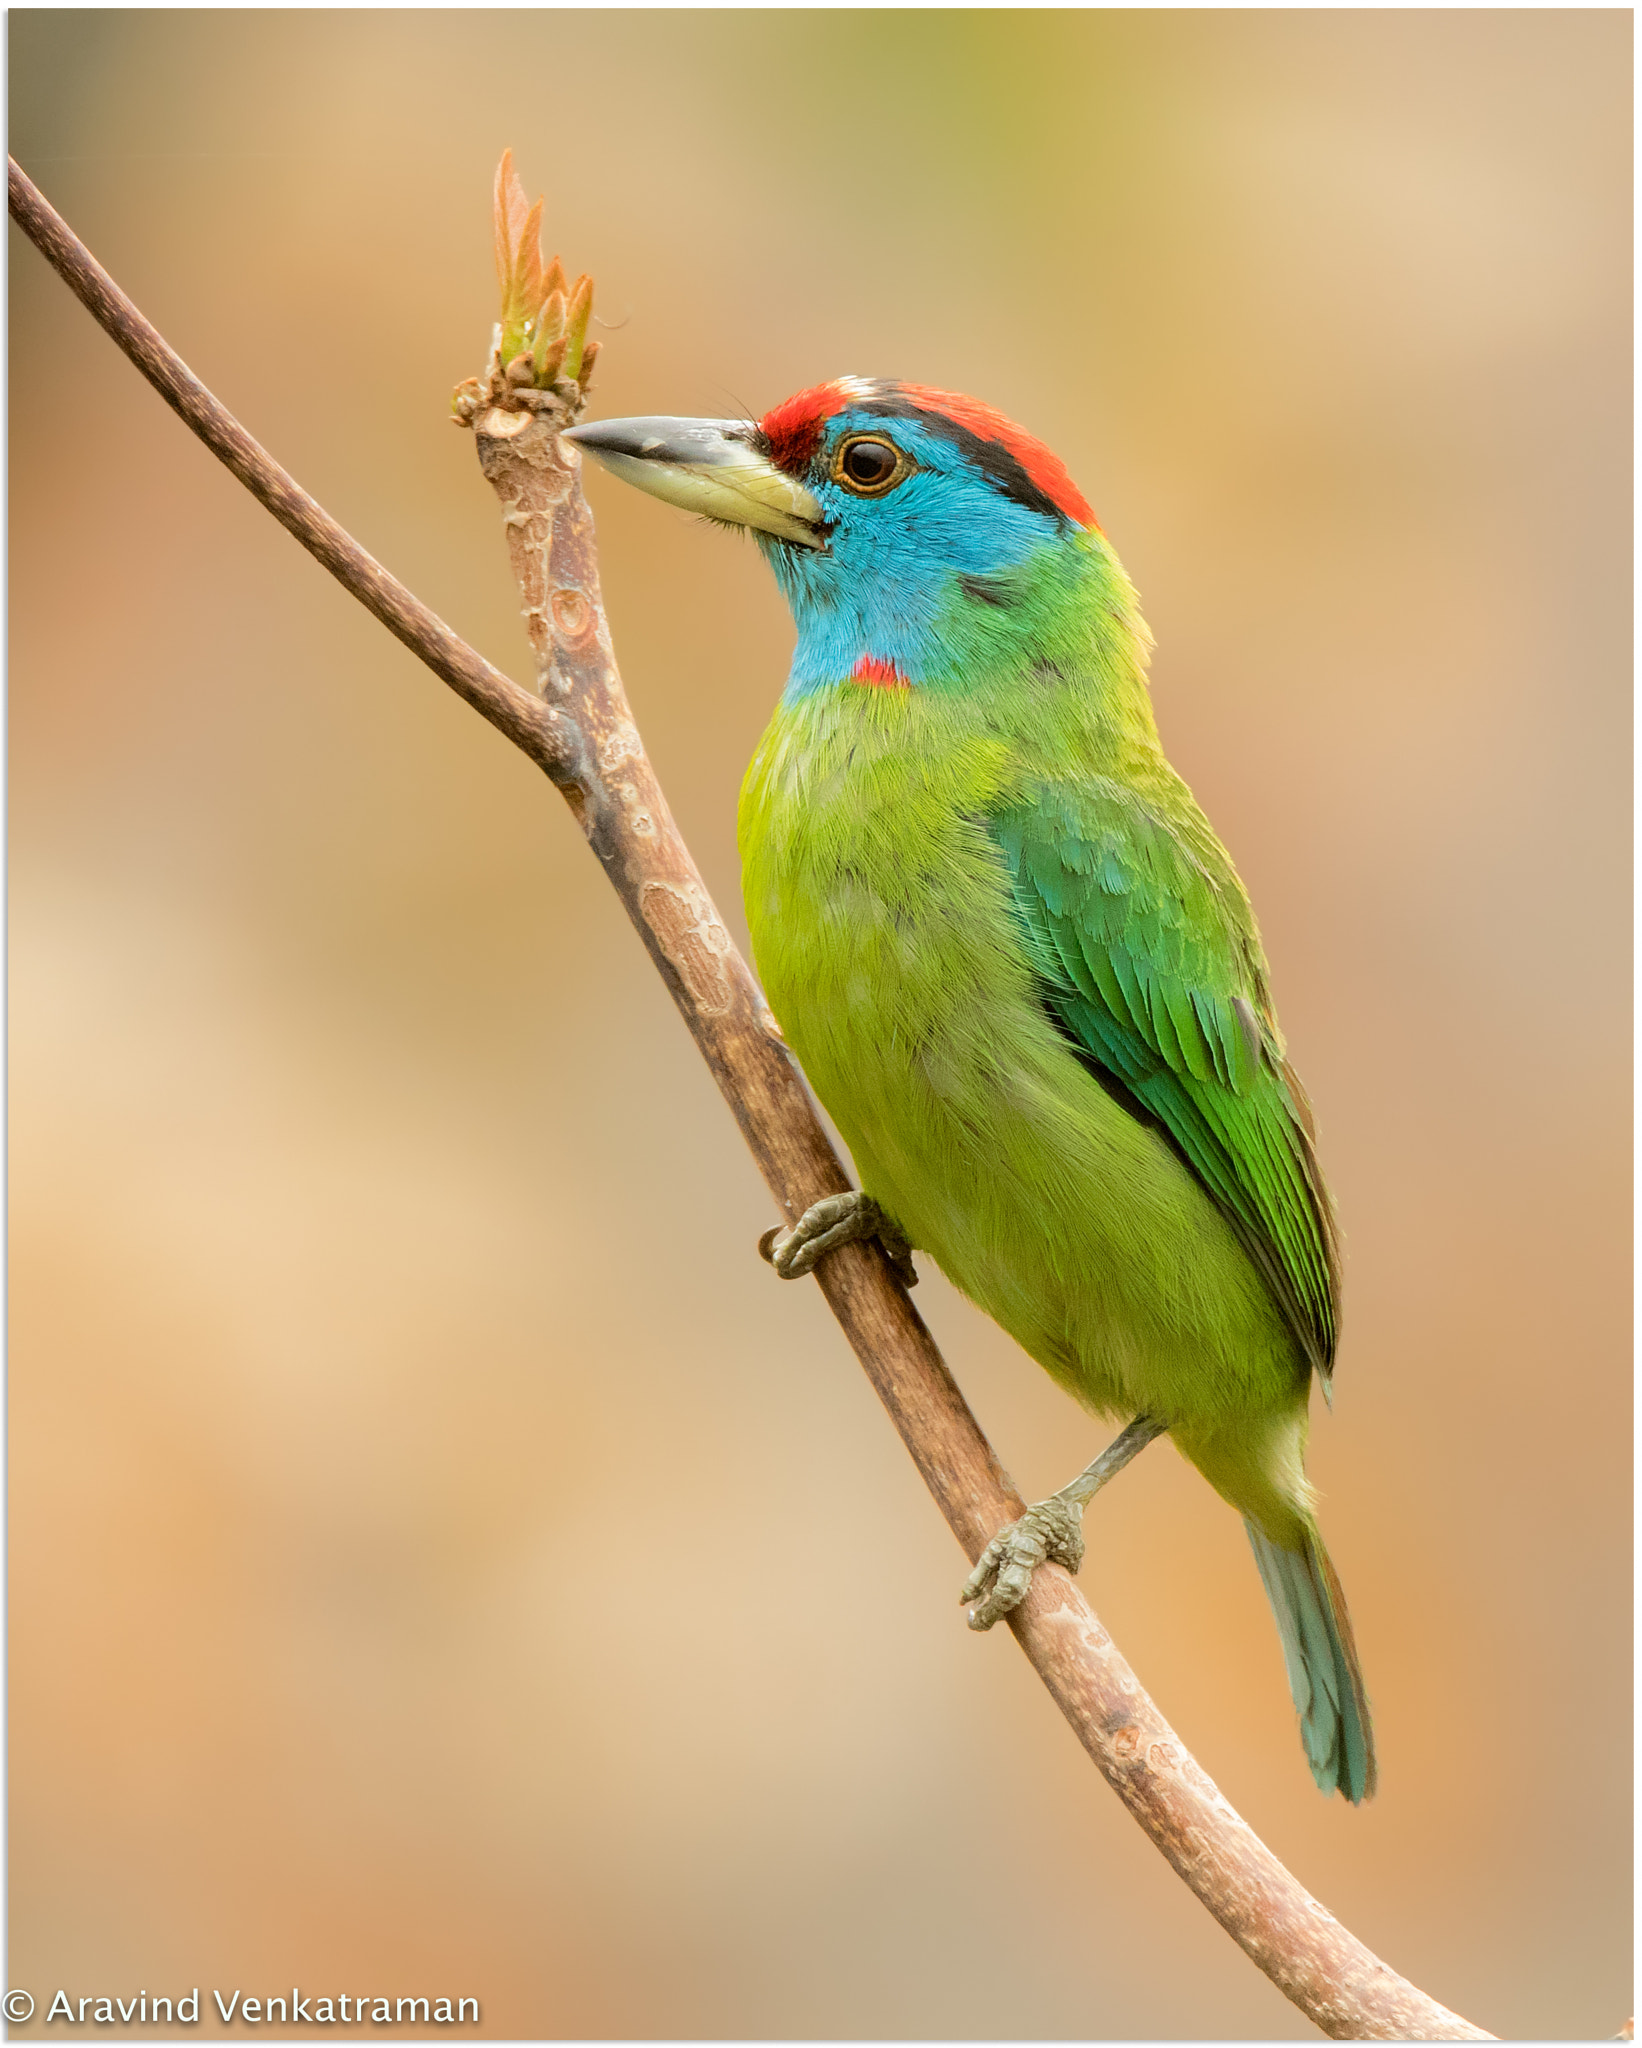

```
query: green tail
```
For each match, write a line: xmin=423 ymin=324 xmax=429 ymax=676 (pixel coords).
xmin=1246 ymin=1520 xmax=1377 ymax=1803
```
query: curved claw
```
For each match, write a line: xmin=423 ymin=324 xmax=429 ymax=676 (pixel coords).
xmin=960 ymin=1496 xmax=1086 ymax=1631
xmin=759 ymin=1192 xmax=917 ymax=1287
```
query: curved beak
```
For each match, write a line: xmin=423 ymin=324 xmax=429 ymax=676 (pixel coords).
xmin=561 ymin=415 xmax=825 ymax=549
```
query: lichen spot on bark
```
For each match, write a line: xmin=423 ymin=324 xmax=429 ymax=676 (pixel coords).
xmin=641 ymin=880 xmax=734 ymax=1017
xmin=598 ymin=723 xmax=643 ymax=774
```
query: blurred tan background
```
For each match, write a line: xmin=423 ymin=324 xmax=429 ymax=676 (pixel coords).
xmin=8 ymin=10 xmax=1630 ymax=2040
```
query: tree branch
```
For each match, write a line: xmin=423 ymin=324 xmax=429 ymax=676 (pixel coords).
xmin=9 ymin=154 xmax=1494 ymax=2043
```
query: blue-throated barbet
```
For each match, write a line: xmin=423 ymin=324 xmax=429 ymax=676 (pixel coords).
xmin=565 ymin=379 xmax=1374 ymax=1803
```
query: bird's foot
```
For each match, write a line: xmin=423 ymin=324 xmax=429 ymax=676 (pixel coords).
xmin=758 ymin=1191 xmax=917 ymax=1288
xmin=959 ymin=1416 xmax=1165 ymax=1631
xmin=959 ymin=1494 xmax=1086 ymax=1631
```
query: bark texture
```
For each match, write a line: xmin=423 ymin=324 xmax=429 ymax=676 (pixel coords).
xmin=10 ymin=151 xmax=1496 ymax=2043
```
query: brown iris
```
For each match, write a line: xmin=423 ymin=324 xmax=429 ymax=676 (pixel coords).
xmin=833 ymin=434 xmax=907 ymax=496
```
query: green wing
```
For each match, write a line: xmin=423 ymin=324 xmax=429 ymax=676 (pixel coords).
xmin=992 ymin=776 xmax=1340 ymax=1377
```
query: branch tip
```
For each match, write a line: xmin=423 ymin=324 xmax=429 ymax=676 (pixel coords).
xmin=479 ymin=150 xmax=598 ymax=417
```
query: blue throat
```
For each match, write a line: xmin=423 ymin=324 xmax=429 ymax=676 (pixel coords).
xmin=755 ymin=409 xmax=1072 ymax=702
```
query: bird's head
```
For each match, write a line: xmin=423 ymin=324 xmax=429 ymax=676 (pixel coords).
xmin=565 ymin=379 xmax=1122 ymax=701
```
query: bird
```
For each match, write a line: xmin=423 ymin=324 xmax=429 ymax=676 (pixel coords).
xmin=563 ymin=378 xmax=1375 ymax=1803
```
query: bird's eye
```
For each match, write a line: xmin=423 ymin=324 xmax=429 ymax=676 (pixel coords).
xmin=833 ymin=435 xmax=907 ymax=496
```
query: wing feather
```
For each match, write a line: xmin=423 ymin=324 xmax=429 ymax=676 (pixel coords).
xmin=993 ymin=779 xmax=1341 ymax=1376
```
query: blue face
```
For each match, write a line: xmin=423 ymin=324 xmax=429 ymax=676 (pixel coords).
xmin=757 ymin=408 xmax=1074 ymax=700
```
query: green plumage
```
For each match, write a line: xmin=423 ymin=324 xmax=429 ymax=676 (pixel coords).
xmin=739 ymin=532 xmax=1375 ymax=1802
xmin=568 ymin=378 xmax=1375 ymax=1799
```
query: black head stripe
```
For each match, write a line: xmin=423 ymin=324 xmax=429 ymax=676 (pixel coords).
xmin=852 ymin=392 xmax=1070 ymax=525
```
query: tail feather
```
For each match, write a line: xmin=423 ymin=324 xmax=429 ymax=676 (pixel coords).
xmin=1246 ymin=1519 xmax=1377 ymax=1803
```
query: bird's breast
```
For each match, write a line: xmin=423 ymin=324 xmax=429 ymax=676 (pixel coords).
xmin=737 ymin=697 xmax=1053 ymax=1159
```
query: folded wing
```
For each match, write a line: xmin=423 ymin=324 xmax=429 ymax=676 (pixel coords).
xmin=992 ymin=777 xmax=1340 ymax=1378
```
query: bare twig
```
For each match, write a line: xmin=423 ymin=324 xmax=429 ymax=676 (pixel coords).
xmin=9 ymin=155 xmax=1494 ymax=2042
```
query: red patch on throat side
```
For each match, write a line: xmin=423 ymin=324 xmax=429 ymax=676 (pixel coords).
xmin=851 ymin=655 xmax=909 ymax=689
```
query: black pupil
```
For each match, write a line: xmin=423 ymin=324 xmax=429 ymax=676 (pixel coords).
xmin=843 ymin=439 xmax=896 ymax=486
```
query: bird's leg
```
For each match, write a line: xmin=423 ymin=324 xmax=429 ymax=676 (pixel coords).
xmin=758 ymin=1191 xmax=918 ymax=1288
xmin=961 ymin=1415 xmax=1168 ymax=1631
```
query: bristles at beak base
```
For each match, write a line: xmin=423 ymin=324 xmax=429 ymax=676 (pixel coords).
xmin=562 ymin=416 xmax=825 ymax=549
